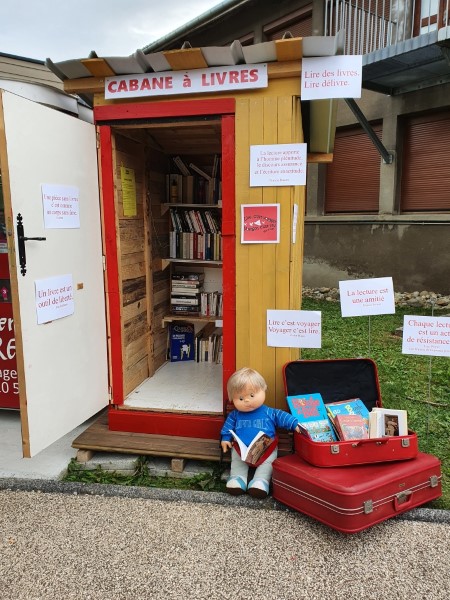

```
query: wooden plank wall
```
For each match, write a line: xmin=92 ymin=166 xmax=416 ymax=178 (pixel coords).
xmin=235 ymin=82 xmax=305 ymax=410
xmin=113 ymin=134 xmax=150 ymax=397
xmin=146 ymin=146 xmax=170 ymax=373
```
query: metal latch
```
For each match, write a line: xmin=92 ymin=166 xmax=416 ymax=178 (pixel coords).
xmin=430 ymin=475 xmax=439 ymax=488
xmin=401 ymin=438 xmax=410 ymax=448
xmin=330 ymin=444 xmax=340 ymax=455
xmin=363 ymin=500 xmax=373 ymax=514
xmin=396 ymin=491 xmax=412 ymax=504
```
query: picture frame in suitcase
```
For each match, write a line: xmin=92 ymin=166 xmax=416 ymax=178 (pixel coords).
xmin=283 ymin=358 xmax=418 ymax=467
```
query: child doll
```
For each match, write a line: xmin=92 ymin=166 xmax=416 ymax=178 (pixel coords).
xmin=220 ymin=367 xmax=300 ymax=498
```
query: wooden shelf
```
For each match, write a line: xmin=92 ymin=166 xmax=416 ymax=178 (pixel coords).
xmin=162 ymin=314 xmax=222 ymax=326
xmin=166 ymin=258 xmax=222 ymax=266
xmin=161 ymin=202 xmax=222 ymax=215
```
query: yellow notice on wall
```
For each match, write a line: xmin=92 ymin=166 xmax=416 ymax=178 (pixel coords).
xmin=120 ymin=166 xmax=137 ymax=216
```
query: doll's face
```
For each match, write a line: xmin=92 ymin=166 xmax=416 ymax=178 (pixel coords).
xmin=231 ymin=384 xmax=266 ymax=412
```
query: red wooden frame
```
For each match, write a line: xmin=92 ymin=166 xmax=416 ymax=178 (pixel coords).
xmin=98 ymin=126 xmax=124 ymax=404
xmin=96 ymin=98 xmax=236 ymax=438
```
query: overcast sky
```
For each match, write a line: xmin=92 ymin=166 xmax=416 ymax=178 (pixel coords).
xmin=0 ymin=0 xmax=225 ymax=62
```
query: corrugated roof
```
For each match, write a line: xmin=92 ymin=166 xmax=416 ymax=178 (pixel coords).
xmin=45 ymin=31 xmax=345 ymax=106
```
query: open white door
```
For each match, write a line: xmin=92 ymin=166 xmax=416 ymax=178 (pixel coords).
xmin=0 ymin=90 xmax=109 ymax=457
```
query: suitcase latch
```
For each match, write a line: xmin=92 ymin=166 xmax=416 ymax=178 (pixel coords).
xmin=330 ymin=444 xmax=340 ymax=455
xmin=401 ymin=438 xmax=410 ymax=448
xmin=363 ymin=500 xmax=373 ymax=514
xmin=430 ymin=475 xmax=439 ymax=488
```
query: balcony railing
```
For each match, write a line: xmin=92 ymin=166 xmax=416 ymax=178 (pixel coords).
xmin=325 ymin=0 xmax=450 ymax=55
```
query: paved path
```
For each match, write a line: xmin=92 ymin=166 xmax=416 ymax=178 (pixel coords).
xmin=1 ymin=481 xmax=449 ymax=600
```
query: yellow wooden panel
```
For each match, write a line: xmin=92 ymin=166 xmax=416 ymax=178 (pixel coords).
xmin=259 ymin=94 xmax=279 ymax=401
xmin=81 ymin=58 xmax=115 ymax=77
xmin=163 ymin=48 xmax=208 ymax=70
xmin=234 ymin=98 xmax=251 ymax=375
xmin=275 ymin=38 xmax=303 ymax=62
xmin=274 ymin=94 xmax=297 ymax=408
xmin=247 ymin=96 xmax=264 ymax=377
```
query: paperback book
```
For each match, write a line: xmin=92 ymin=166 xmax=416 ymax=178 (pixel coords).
xmin=298 ymin=419 xmax=337 ymax=443
xmin=325 ymin=398 xmax=370 ymax=435
xmin=230 ymin=430 xmax=275 ymax=465
xmin=334 ymin=414 xmax=369 ymax=441
xmin=169 ymin=322 xmax=195 ymax=362
xmin=287 ymin=392 xmax=337 ymax=442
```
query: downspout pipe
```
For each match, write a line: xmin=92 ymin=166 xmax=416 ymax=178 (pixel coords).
xmin=344 ymin=98 xmax=394 ymax=164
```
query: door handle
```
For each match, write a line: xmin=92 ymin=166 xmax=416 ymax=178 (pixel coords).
xmin=16 ymin=213 xmax=46 ymax=276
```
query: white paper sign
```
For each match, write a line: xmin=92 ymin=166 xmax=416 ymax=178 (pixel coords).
xmin=250 ymin=143 xmax=307 ymax=187
xmin=42 ymin=184 xmax=80 ymax=229
xmin=301 ymin=55 xmax=362 ymax=100
xmin=339 ymin=277 xmax=395 ymax=317
xmin=267 ymin=310 xmax=321 ymax=348
xmin=105 ymin=64 xmax=268 ymax=100
xmin=402 ymin=315 xmax=450 ymax=357
xmin=35 ymin=274 xmax=74 ymax=324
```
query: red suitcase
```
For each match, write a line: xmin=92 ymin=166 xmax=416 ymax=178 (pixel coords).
xmin=283 ymin=358 xmax=418 ymax=466
xmin=272 ymin=452 xmax=442 ymax=533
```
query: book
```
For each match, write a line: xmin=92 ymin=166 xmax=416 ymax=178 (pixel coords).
xmin=173 ymin=155 xmax=191 ymax=176
xmin=334 ymin=414 xmax=369 ymax=441
xmin=167 ymin=173 xmax=183 ymax=203
xmin=169 ymin=322 xmax=195 ymax=362
xmin=298 ymin=420 xmax=337 ymax=443
xmin=325 ymin=398 xmax=370 ymax=435
xmin=287 ymin=392 xmax=329 ymax=423
xmin=369 ymin=408 xmax=408 ymax=438
xmin=189 ymin=161 xmax=212 ymax=181
xmin=287 ymin=392 xmax=337 ymax=442
xmin=171 ymin=272 xmax=204 ymax=281
xmin=230 ymin=430 xmax=275 ymax=465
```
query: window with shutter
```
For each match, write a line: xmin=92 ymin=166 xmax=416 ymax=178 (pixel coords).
xmin=401 ymin=110 xmax=450 ymax=212
xmin=325 ymin=124 xmax=382 ymax=213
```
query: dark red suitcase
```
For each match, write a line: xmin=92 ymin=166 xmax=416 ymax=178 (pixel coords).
xmin=283 ymin=358 xmax=418 ymax=466
xmin=272 ymin=452 xmax=442 ymax=533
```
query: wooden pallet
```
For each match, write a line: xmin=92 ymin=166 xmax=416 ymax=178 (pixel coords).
xmin=72 ymin=410 xmax=294 ymax=462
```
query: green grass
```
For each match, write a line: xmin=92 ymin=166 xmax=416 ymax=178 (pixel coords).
xmin=301 ymin=297 xmax=450 ymax=510
xmin=63 ymin=456 xmax=227 ymax=493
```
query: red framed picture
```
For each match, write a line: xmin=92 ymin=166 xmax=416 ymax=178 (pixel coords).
xmin=241 ymin=204 xmax=280 ymax=244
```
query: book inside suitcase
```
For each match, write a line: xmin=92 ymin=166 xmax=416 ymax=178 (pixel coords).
xmin=284 ymin=358 xmax=381 ymax=411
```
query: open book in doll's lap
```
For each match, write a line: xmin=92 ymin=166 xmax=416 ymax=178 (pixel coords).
xmin=221 ymin=367 xmax=300 ymax=499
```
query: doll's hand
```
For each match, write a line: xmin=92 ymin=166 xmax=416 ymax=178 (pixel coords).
xmin=295 ymin=425 xmax=301 ymax=433
xmin=221 ymin=440 xmax=232 ymax=453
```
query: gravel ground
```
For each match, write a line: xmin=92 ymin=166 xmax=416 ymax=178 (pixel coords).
xmin=1 ymin=483 xmax=449 ymax=600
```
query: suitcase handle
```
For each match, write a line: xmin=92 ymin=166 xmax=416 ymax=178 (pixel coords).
xmin=394 ymin=490 xmax=413 ymax=511
xmin=350 ymin=437 xmax=389 ymax=447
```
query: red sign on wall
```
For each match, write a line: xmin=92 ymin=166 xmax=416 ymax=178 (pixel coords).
xmin=0 ymin=251 xmax=19 ymax=409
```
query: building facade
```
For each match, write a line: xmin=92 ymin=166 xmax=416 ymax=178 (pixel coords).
xmin=144 ymin=0 xmax=450 ymax=294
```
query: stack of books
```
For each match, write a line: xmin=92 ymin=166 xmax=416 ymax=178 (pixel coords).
xmin=170 ymin=272 xmax=204 ymax=316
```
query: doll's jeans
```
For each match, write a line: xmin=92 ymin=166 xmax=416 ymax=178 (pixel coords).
xmin=230 ymin=447 xmax=278 ymax=485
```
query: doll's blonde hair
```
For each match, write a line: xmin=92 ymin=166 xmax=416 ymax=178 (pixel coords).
xmin=227 ymin=367 xmax=267 ymax=400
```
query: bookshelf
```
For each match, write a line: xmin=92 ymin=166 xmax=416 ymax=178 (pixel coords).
xmin=163 ymin=154 xmax=223 ymax=363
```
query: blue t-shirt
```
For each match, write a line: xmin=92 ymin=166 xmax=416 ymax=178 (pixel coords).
xmin=221 ymin=404 xmax=298 ymax=446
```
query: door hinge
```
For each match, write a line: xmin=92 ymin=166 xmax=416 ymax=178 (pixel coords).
xmin=108 ymin=387 xmax=113 ymax=402
xmin=96 ymin=131 xmax=100 ymax=149
xmin=102 ymin=255 xmax=106 ymax=271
